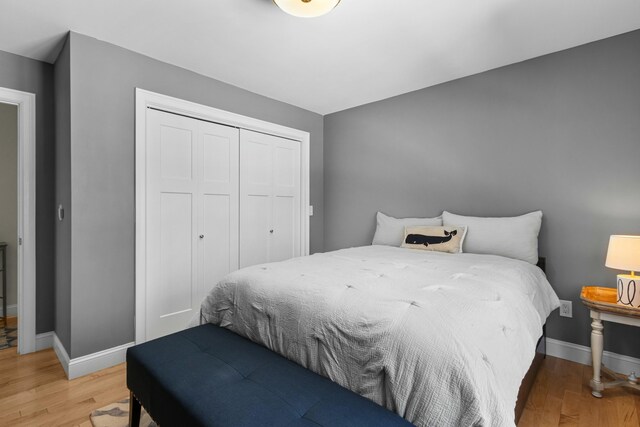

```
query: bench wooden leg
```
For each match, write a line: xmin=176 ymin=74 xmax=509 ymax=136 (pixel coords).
xmin=129 ymin=392 xmax=141 ymax=427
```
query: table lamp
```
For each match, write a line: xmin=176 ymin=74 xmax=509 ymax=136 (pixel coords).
xmin=605 ymin=235 xmax=640 ymax=308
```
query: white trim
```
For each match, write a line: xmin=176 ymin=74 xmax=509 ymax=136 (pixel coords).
xmin=0 ymin=304 xmax=17 ymax=317
xmin=135 ymin=88 xmax=311 ymax=344
xmin=0 ymin=87 xmax=36 ymax=355
xmin=51 ymin=332 xmax=134 ymax=380
xmin=67 ymin=341 xmax=134 ymax=379
xmin=35 ymin=331 xmax=54 ymax=351
xmin=53 ymin=333 xmax=70 ymax=378
xmin=547 ymin=337 xmax=640 ymax=375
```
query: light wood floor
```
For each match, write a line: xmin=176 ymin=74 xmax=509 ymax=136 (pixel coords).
xmin=518 ymin=356 xmax=640 ymax=427
xmin=0 ymin=334 xmax=637 ymax=427
xmin=0 ymin=316 xmax=128 ymax=426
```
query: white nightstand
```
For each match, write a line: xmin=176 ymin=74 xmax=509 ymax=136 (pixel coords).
xmin=581 ymin=286 xmax=640 ymax=397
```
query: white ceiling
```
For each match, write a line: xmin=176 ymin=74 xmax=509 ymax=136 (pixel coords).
xmin=1 ymin=0 xmax=639 ymax=114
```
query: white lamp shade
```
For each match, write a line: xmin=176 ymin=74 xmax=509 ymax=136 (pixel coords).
xmin=274 ymin=0 xmax=341 ymax=18
xmin=605 ymin=235 xmax=640 ymax=272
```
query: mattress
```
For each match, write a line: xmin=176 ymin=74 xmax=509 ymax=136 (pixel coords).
xmin=198 ymin=245 xmax=560 ymax=426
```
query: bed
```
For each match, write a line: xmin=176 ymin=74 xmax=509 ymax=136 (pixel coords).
xmin=197 ymin=245 xmax=559 ymax=426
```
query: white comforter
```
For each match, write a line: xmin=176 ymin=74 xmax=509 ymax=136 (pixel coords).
xmin=199 ymin=245 xmax=559 ymax=426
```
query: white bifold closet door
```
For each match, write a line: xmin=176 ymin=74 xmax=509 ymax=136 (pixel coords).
xmin=240 ymin=129 xmax=301 ymax=268
xmin=146 ymin=109 xmax=239 ymax=341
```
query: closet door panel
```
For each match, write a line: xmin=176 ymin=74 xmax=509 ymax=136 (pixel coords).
xmin=159 ymin=193 xmax=194 ymax=314
xmin=271 ymin=196 xmax=296 ymax=262
xmin=272 ymin=139 xmax=301 ymax=262
xmin=239 ymin=195 xmax=271 ymax=268
xmin=203 ymin=133 xmax=232 ymax=184
xmin=274 ymin=142 xmax=297 ymax=189
xmin=160 ymin=126 xmax=193 ymax=181
xmin=240 ymin=130 xmax=300 ymax=267
xmin=201 ymin=194 xmax=232 ymax=298
xmin=198 ymin=122 xmax=240 ymax=301
xmin=245 ymin=140 xmax=271 ymax=186
xmin=147 ymin=109 xmax=199 ymax=340
xmin=241 ymin=135 xmax=272 ymax=203
xmin=240 ymin=130 xmax=273 ymax=268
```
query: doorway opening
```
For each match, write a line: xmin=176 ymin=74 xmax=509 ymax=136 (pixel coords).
xmin=0 ymin=103 xmax=18 ymax=350
xmin=0 ymin=87 xmax=36 ymax=355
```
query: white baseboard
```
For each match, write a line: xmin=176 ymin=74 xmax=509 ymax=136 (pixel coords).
xmin=0 ymin=304 xmax=17 ymax=317
xmin=35 ymin=331 xmax=54 ymax=351
xmin=51 ymin=333 xmax=133 ymax=379
xmin=38 ymin=331 xmax=133 ymax=380
xmin=67 ymin=341 xmax=134 ymax=380
xmin=547 ymin=337 xmax=640 ymax=374
xmin=53 ymin=333 xmax=71 ymax=378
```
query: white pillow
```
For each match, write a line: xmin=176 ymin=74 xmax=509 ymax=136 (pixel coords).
xmin=372 ymin=212 xmax=443 ymax=246
xmin=442 ymin=211 xmax=542 ymax=264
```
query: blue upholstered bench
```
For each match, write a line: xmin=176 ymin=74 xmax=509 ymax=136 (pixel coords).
xmin=126 ymin=324 xmax=412 ymax=427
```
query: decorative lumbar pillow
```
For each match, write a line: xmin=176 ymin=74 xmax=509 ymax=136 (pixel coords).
xmin=442 ymin=211 xmax=543 ymax=264
xmin=401 ymin=226 xmax=467 ymax=253
xmin=372 ymin=211 xmax=443 ymax=246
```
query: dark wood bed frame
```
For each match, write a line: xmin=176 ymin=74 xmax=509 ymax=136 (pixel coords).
xmin=514 ymin=257 xmax=547 ymax=423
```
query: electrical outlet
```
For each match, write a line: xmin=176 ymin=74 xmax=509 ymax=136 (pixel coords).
xmin=559 ymin=300 xmax=573 ymax=318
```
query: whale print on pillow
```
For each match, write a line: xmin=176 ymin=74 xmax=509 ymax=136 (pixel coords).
xmin=401 ymin=226 xmax=467 ymax=253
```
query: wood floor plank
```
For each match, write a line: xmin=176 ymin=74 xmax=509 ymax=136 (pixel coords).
xmin=517 ymin=356 xmax=640 ymax=427
xmin=560 ymin=390 xmax=581 ymax=426
xmin=616 ymin=394 xmax=639 ymax=426
xmin=527 ymin=360 xmax=551 ymax=412
xmin=518 ymin=408 xmax=538 ymax=427
xmin=540 ymin=395 xmax=564 ymax=427
xmin=578 ymin=394 xmax=602 ymax=427
xmin=548 ymin=368 xmax=569 ymax=400
xmin=564 ymin=361 xmax=584 ymax=395
xmin=0 ymin=345 xmax=127 ymax=427
xmin=600 ymin=397 xmax=623 ymax=427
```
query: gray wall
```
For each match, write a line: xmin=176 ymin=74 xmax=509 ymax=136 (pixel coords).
xmin=324 ymin=30 xmax=640 ymax=357
xmin=0 ymin=103 xmax=17 ymax=308
xmin=54 ymin=38 xmax=72 ymax=352
xmin=0 ymin=50 xmax=55 ymax=334
xmin=64 ymin=32 xmax=324 ymax=358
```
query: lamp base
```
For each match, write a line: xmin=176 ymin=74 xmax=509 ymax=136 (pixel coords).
xmin=616 ymin=274 xmax=640 ymax=308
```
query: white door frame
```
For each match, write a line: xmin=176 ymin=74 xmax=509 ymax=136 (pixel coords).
xmin=0 ymin=87 xmax=37 ymax=354
xmin=134 ymin=88 xmax=311 ymax=344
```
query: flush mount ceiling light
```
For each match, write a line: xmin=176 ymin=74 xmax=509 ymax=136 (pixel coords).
xmin=274 ymin=0 xmax=341 ymax=18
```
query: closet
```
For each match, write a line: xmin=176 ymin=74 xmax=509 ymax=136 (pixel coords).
xmin=144 ymin=109 xmax=302 ymax=341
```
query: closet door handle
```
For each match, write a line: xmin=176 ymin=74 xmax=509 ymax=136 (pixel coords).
xmin=269 ymin=230 xmax=274 ymax=234
xmin=199 ymin=235 xmax=205 ymax=239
